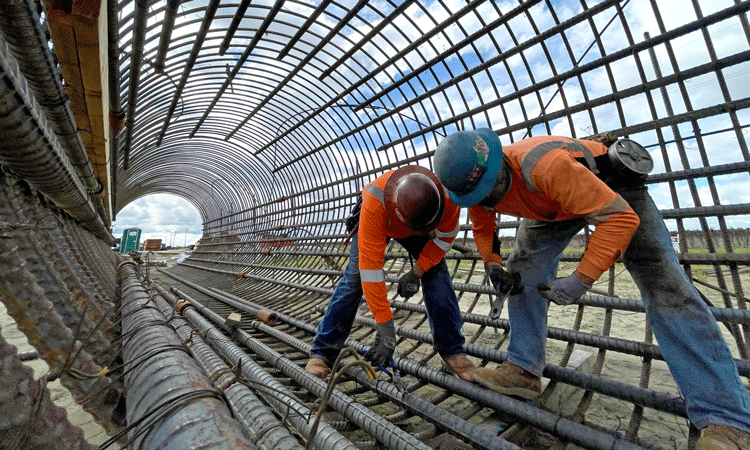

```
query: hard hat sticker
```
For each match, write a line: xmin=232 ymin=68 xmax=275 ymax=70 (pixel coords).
xmin=474 ymin=137 xmax=489 ymax=164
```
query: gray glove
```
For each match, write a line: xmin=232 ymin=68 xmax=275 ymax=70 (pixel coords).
xmin=486 ymin=264 xmax=524 ymax=296
xmin=537 ymin=273 xmax=591 ymax=306
xmin=364 ymin=319 xmax=396 ymax=367
xmin=397 ymin=270 xmax=420 ymax=298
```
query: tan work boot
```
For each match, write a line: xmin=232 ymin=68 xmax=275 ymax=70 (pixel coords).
xmin=473 ymin=361 xmax=541 ymax=400
xmin=696 ymin=423 xmax=750 ymax=450
xmin=305 ymin=357 xmax=330 ymax=379
xmin=441 ymin=354 xmax=477 ymax=381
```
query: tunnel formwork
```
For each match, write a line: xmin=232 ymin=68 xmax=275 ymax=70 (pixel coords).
xmin=1 ymin=0 xmax=750 ymax=449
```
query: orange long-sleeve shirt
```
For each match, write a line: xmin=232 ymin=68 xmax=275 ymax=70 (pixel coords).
xmin=358 ymin=170 xmax=460 ymax=324
xmin=470 ymin=136 xmax=641 ymax=281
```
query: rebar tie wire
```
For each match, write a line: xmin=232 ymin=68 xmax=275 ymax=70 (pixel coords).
xmin=305 ymin=347 xmax=375 ymax=450
xmin=98 ymin=388 xmax=224 ymax=449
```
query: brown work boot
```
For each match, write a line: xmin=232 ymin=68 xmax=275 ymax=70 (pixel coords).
xmin=441 ymin=354 xmax=477 ymax=381
xmin=305 ymin=357 xmax=330 ymax=379
xmin=473 ymin=361 xmax=541 ymax=400
xmin=696 ymin=424 xmax=750 ymax=450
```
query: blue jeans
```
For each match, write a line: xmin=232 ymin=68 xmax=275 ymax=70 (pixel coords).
xmin=505 ymin=185 xmax=750 ymax=432
xmin=310 ymin=232 xmax=466 ymax=365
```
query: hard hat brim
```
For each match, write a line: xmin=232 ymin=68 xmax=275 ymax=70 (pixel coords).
xmin=448 ymin=128 xmax=503 ymax=207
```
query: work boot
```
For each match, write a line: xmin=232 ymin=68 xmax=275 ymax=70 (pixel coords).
xmin=441 ymin=354 xmax=477 ymax=381
xmin=305 ymin=357 xmax=330 ymax=379
xmin=473 ymin=361 xmax=541 ymax=400
xmin=696 ymin=424 xmax=750 ymax=450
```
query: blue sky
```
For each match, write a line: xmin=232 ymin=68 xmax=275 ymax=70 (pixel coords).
xmin=115 ymin=0 xmax=749 ymax=242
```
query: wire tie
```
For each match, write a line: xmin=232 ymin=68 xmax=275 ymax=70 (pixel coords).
xmin=233 ymin=359 xmax=243 ymax=379
xmin=209 ymin=367 xmax=234 ymax=384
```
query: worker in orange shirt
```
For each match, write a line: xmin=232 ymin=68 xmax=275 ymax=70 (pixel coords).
xmin=433 ymin=129 xmax=750 ymax=449
xmin=305 ymin=165 xmax=476 ymax=382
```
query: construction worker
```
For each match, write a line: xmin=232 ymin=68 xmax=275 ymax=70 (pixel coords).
xmin=305 ymin=165 xmax=476 ymax=382
xmin=432 ymin=128 xmax=750 ymax=449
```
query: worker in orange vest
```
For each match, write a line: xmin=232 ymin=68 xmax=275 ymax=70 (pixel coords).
xmin=306 ymin=165 xmax=476 ymax=382
xmin=433 ymin=128 xmax=750 ymax=449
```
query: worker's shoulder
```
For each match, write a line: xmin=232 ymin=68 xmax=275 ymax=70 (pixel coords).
xmin=443 ymin=196 xmax=461 ymax=216
xmin=504 ymin=135 xmax=575 ymax=151
xmin=504 ymin=136 xmax=606 ymax=162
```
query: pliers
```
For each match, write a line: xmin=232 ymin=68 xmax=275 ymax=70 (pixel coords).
xmin=490 ymin=272 xmax=524 ymax=321
xmin=378 ymin=359 xmax=408 ymax=393
xmin=490 ymin=287 xmax=511 ymax=320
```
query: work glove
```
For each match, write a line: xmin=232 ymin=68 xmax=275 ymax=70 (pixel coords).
xmin=364 ymin=319 xmax=396 ymax=367
xmin=397 ymin=270 xmax=421 ymax=298
xmin=486 ymin=264 xmax=524 ymax=296
xmin=537 ymin=273 xmax=592 ymax=306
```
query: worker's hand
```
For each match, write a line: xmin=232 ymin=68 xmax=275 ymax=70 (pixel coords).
xmin=364 ymin=320 xmax=396 ymax=367
xmin=486 ymin=263 xmax=524 ymax=296
xmin=537 ymin=273 xmax=592 ymax=305
xmin=397 ymin=270 xmax=421 ymax=298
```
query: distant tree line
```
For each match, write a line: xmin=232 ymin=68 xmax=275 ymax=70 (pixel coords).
xmin=671 ymin=229 xmax=750 ymax=249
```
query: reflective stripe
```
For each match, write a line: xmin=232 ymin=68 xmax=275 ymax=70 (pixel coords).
xmin=365 ymin=184 xmax=385 ymax=207
xmin=431 ymin=224 xmax=458 ymax=251
xmin=584 ymin=194 xmax=630 ymax=225
xmin=360 ymin=269 xmax=385 ymax=282
xmin=434 ymin=224 xmax=459 ymax=239
xmin=521 ymin=139 xmax=599 ymax=192
xmin=432 ymin=236 xmax=453 ymax=251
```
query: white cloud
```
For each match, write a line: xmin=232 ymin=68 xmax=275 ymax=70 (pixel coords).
xmin=112 ymin=194 xmax=203 ymax=248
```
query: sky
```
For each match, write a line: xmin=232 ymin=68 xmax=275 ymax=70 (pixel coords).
xmin=115 ymin=0 xmax=749 ymax=243
xmin=112 ymin=194 xmax=203 ymax=247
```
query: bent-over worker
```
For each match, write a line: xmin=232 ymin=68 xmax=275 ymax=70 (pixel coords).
xmin=305 ymin=165 xmax=476 ymax=382
xmin=433 ymin=128 xmax=750 ymax=450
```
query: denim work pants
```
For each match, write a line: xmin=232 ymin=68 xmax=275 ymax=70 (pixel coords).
xmin=504 ymin=185 xmax=750 ymax=432
xmin=310 ymin=232 xmax=466 ymax=365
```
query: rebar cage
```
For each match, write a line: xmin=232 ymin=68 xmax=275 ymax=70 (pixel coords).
xmin=0 ymin=0 xmax=749 ymax=449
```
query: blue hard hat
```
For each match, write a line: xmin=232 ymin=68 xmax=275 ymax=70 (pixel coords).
xmin=433 ymin=128 xmax=503 ymax=207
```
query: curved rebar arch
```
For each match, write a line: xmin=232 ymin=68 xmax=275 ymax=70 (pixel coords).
xmin=107 ymin=0 xmax=750 ymax=448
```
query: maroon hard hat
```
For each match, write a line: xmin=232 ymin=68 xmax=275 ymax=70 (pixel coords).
xmin=384 ymin=165 xmax=446 ymax=234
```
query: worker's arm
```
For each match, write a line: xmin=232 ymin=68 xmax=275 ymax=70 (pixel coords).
xmin=413 ymin=200 xmax=461 ymax=272
xmin=469 ymin=205 xmax=504 ymax=266
xmin=358 ymin=189 xmax=393 ymax=324
xmin=532 ymin=151 xmax=640 ymax=281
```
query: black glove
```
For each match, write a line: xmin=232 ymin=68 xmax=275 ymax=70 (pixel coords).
xmin=486 ymin=264 xmax=524 ymax=296
xmin=364 ymin=320 xmax=396 ymax=367
xmin=397 ymin=270 xmax=420 ymax=298
xmin=537 ymin=273 xmax=591 ymax=305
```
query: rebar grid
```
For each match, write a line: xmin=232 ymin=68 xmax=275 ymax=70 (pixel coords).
xmin=0 ymin=0 xmax=747 ymax=449
xmin=110 ymin=1 xmax=749 ymax=447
